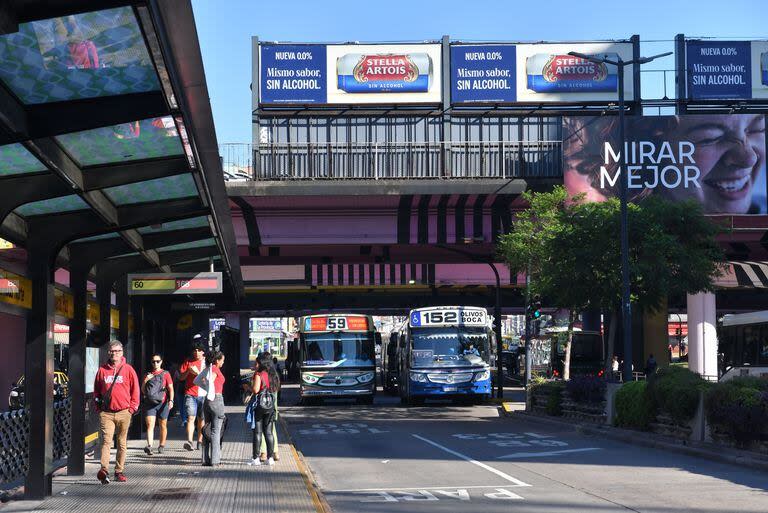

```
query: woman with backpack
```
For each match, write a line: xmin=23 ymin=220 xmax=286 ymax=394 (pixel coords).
xmin=246 ymin=353 xmax=280 ymax=466
xmin=142 ymin=353 xmax=174 ymax=455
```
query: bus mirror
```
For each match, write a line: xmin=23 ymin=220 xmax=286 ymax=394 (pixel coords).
xmin=375 ymin=332 xmax=382 ymax=345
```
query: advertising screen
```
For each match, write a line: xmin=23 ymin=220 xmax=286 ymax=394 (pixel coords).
xmin=259 ymin=43 xmax=441 ymax=105
xmin=562 ymin=114 xmax=767 ymax=215
xmin=686 ymin=40 xmax=768 ymax=100
xmin=449 ymin=42 xmax=635 ymax=104
xmin=326 ymin=44 xmax=442 ymax=104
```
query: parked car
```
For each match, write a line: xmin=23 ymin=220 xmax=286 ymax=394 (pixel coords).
xmin=8 ymin=371 xmax=70 ymax=410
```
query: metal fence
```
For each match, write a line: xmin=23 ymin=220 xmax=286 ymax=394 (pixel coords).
xmin=0 ymin=398 xmax=71 ymax=485
xmin=220 ymin=141 xmax=562 ymax=181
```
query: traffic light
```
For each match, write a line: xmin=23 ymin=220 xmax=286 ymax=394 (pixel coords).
xmin=527 ymin=295 xmax=542 ymax=321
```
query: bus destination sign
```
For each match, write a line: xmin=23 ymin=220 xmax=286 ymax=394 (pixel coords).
xmin=127 ymin=272 xmax=223 ymax=295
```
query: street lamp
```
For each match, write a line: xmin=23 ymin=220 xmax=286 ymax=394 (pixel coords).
xmin=567 ymin=50 xmax=672 ymax=383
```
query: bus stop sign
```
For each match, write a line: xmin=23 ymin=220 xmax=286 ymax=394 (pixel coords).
xmin=127 ymin=272 xmax=223 ymax=295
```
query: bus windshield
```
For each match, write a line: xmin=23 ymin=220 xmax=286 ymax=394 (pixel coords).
xmin=302 ymin=332 xmax=375 ymax=368
xmin=411 ymin=327 xmax=489 ymax=363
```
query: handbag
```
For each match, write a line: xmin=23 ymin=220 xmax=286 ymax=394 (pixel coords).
xmin=98 ymin=365 xmax=124 ymax=411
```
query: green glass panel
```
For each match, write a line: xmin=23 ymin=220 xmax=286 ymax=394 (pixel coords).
xmin=15 ymin=194 xmax=88 ymax=217
xmin=138 ymin=216 xmax=210 ymax=234
xmin=103 ymin=173 xmax=197 ymax=205
xmin=0 ymin=7 xmax=160 ymax=104
xmin=0 ymin=144 xmax=47 ymax=176
xmin=72 ymin=232 xmax=120 ymax=243
xmin=158 ymin=238 xmax=216 ymax=252
xmin=56 ymin=117 xmax=183 ymax=166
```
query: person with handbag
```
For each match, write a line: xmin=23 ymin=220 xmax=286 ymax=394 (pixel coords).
xmin=141 ymin=353 xmax=174 ymax=455
xmin=245 ymin=353 xmax=280 ymax=466
xmin=200 ymin=351 xmax=226 ymax=466
xmin=93 ymin=341 xmax=140 ymax=484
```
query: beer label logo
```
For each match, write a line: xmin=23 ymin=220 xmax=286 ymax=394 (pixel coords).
xmin=542 ymin=55 xmax=608 ymax=83
xmin=337 ymin=52 xmax=432 ymax=94
xmin=527 ymin=52 xmax=618 ymax=93
xmin=352 ymin=54 xmax=419 ymax=83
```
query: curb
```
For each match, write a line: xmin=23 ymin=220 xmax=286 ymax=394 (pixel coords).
xmin=511 ymin=411 xmax=768 ymax=474
xmin=278 ymin=417 xmax=333 ymax=513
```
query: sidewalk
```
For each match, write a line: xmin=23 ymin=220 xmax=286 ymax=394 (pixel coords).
xmin=0 ymin=406 xmax=323 ymax=513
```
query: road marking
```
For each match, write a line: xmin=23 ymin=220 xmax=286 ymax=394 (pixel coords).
xmin=412 ymin=434 xmax=531 ymax=487
xmin=497 ymin=447 xmax=602 ymax=459
xmin=329 ymin=485 xmax=532 ymax=493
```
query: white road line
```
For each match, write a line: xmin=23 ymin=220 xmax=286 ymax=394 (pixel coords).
xmin=497 ymin=447 xmax=602 ymax=459
xmin=328 ymin=484 xmax=530 ymax=493
xmin=412 ymin=434 xmax=531 ymax=487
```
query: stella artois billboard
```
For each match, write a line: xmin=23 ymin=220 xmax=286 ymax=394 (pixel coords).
xmin=259 ymin=43 xmax=442 ymax=105
xmin=562 ymin=114 xmax=767 ymax=215
xmin=450 ymin=42 xmax=635 ymax=104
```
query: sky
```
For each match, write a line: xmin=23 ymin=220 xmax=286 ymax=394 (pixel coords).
xmin=190 ymin=0 xmax=767 ymax=145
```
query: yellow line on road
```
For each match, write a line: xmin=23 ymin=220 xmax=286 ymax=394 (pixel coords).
xmin=279 ymin=417 xmax=332 ymax=513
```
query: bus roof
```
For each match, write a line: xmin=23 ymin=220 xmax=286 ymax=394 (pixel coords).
xmin=721 ymin=310 xmax=768 ymax=327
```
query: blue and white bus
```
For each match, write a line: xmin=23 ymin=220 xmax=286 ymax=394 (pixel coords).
xmin=397 ymin=306 xmax=494 ymax=405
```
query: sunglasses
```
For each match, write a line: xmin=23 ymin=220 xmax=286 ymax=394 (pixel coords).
xmin=108 ymin=350 xmax=122 ymax=353
xmin=152 ymin=360 xmax=162 ymax=363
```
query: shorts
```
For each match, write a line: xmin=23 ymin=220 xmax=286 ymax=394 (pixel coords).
xmin=144 ymin=401 xmax=170 ymax=420
xmin=185 ymin=394 xmax=205 ymax=418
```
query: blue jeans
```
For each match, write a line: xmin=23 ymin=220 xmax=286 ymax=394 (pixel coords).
xmin=203 ymin=395 xmax=226 ymax=465
xmin=184 ymin=394 xmax=205 ymax=418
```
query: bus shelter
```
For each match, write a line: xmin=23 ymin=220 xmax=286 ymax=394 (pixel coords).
xmin=0 ymin=0 xmax=242 ymax=498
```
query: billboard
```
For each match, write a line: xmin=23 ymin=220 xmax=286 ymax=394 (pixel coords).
xmin=259 ymin=43 xmax=442 ymax=105
xmin=562 ymin=114 xmax=767 ymax=215
xmin=686 ymin=40 xmax=768 ymax=100
xmin=450 ymin=42 xmax=635 ymax=104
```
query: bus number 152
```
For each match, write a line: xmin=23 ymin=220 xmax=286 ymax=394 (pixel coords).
xmin=424 ymin=311 xmax=458 ymax=324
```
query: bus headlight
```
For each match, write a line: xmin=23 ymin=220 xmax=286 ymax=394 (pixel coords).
xmin=410 ymin=372 xmax=428 ymax=383
xmin=474 ymin=370 xmax=490 ymax=382
xmin=302 ymin=373 xmax=319 ymax=384
xmin=357 ymin=372 xmax=375 ymax=383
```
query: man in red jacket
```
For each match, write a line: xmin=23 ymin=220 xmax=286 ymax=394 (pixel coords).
xmin=93 ymin=341 xmax=140 ymax=484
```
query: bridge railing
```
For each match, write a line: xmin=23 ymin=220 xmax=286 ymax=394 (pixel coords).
xmin=220 ymin=141 xmax=562 ymax=181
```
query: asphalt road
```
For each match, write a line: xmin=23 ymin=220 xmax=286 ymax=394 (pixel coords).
xmin=279 ymin=384 xmax=768 ymax=513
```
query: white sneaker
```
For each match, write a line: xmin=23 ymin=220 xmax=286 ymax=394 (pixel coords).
xmin=247 ymin=458 xmax=261 ymax=466
xmin=267 ymin=458 xmax=275 ymax=466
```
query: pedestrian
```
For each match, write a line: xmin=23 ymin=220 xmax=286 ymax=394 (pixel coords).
xmin=645 ymin=354 xmax=658 ymax=377
xmin=142 ymin=353 xmax=174 ymax=455
xmin=259 ymin=353 xmax=281 ymax=463
xmin=246 ymin=353 xmax=280 ymax=466
xmin=201 ymin=351 xmax=227 ymax=466
xmin=611 ymin=355 xmax=620 ymax=381
xmin=179 ymin=344 xmax=207 ymax=451
xmin=93 ymin=340 xmax=140 ymax=484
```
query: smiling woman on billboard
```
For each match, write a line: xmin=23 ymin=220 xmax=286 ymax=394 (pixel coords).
xmin=562 ymin=114 xmax=767 ymax=215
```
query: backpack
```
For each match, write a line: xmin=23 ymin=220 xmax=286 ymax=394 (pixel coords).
xmin=144 ymin=371 xmax=167 ymax=406
xmin=254 ymin=372 xmax=274 ymax=413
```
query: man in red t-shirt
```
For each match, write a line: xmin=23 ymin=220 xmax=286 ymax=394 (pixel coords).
xmin=179 ymin=345 xmax=206 ymax=450
xmin=93 ymin=341 xmax=140 ymax=484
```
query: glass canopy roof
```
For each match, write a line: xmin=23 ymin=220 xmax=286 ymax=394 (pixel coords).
xmin=158 ymin=238 xmax=216 ymax=252
xmin=0 ymin=7 xmax=160 ymax=105
xmin=56 ymin=117 xmax=183 ymax=167
xmin=0 ymin=144 xmax=47 ymax=176
xmin=103 ymin=173 xmax=198 ymax=205
xmin=137 ymin=216 xmax=210 ymax=234
xmin=15 ymin=194 xmax=88 ymax=217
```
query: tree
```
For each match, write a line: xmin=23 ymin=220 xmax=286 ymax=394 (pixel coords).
xmin=498 ymin=186 xmax=725 ymax=379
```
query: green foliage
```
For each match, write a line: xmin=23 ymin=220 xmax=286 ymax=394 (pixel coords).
xmin=530 ymin=381 xmax=564 ymax=416
xmin=647 ymin=366 xmax=710 ymax=425
xmin=497 ymin=187 xmax=726 ymax=314
xmin=614 ymin=381 xmax=655 ymax=430
xmin=705 ymin=377 xmax=768 ymax=445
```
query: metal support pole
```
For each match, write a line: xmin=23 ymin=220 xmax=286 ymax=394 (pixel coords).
xmin=67 ymin=266 xmax=88 ymax=476
xmin=24 ymin=251 xmax=55 ymax=498
xmin=524 ymin=264 xmax=532 ymax=386
xmin=618 ymin=62 xmax=633 ymax=384
xmin=488 ymin=263 xmax=503 ymax=399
